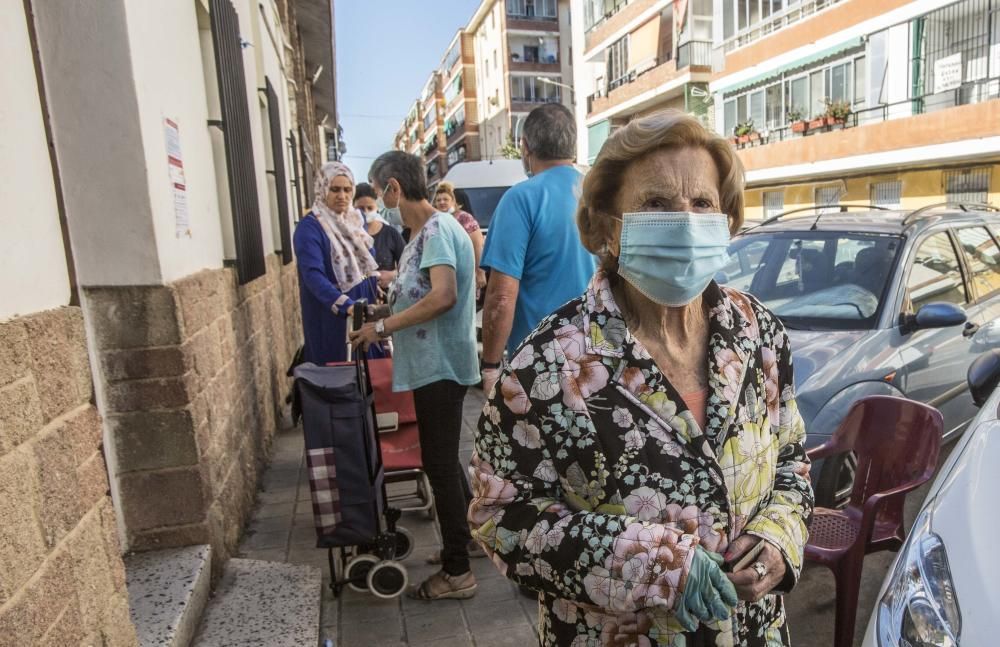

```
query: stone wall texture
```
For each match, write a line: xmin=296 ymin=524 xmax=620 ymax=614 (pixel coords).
xmin=0 ymin=307 xmax=138 ymax=646
xmin=84 ymin=255 xmax=302 ymax=573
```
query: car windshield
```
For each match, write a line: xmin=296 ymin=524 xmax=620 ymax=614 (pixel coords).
xmin=457 ymin=187 xmax=511 ymax=230
xmin=719 ymin=231 xmax=903 ymax=331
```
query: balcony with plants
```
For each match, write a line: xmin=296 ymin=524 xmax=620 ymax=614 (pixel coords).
xmin=719 ymin=0 xmax=1000 ymax=160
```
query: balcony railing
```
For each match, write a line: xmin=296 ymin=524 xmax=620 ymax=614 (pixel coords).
xmin=511 ymin=96 xmax=562 ymax=105
xmin=677 ymin=41 xmax=712 ymax=69
xmin=507 ymin=12 xmax=557 ymax=21
xmin=728 ymin=76 xmax=1000 ymax=149
xmin=722 ymin=0 xmax=846 ymax=53
xmin=584 ymin=0 xmax=629 ymax=34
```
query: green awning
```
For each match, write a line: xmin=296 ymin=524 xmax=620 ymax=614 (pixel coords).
xmin=588 ymin=120 xmax=611 ymax=164
xmin=716 ymin=37 xmax=864 ymax=96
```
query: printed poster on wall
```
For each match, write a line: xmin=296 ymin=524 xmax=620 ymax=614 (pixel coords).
xmin=164 ymin=118 xmax=192 ymax=238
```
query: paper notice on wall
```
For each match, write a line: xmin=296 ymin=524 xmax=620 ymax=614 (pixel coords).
xmin=934 ymin=53 xmax=963 ymax=93
xmin=164 ymin=118 xmax=191 ymax=238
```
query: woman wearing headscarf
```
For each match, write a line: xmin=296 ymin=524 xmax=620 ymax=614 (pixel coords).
xmin=293 ymin=162 xmax=385 ymax=364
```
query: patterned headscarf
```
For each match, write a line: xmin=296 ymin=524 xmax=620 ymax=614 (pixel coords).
xmin=312 ymin=162 xmax=379 ymax=292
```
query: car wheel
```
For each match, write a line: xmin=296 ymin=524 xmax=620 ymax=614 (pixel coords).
xmin=815 ymin=451 xmax=858 ymax=509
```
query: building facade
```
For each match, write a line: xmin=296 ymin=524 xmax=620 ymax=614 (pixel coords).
xmin=572 ymin=0 xmax=715 ymax=163
xmin=394 ymin=0 xmax=575 ymax=172
xmin=709 ymin=0 xmax=1000 ymax=220
xmin=0 ymin=0 xmax=338 ymax=641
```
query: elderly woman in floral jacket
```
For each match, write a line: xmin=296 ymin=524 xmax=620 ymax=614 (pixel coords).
xmin=469 ymin=111 xmax=812 ymax=647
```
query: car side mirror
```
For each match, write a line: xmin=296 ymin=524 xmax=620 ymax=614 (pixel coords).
xmin=900 ymin=302 xmax=967 ymax=334
xmin=968 ymin=349 xmax=1000 ymax=407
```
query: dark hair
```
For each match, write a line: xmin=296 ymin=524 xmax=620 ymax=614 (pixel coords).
xmin=453 ymin=188 xmax=473 ymax=217
xmin=522 ymin=103 xmax=576 ymax=161
xmin=369 ymin=151 xmax=429 ymax=201
xmin=354 ymin=182 xmax=377 ymax=201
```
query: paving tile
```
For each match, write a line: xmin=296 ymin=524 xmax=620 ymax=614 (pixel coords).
xmin=288 ymin=525 xmax=318 ymax=547
xmin=462 ymin=576 xmax=519 ymax=604
xmin=470 ymin=556 xmax=503 ymax=581
xmin=239 ymin=529 xmax=289 ymax=552
xmin=463 ymin=597 xmax=530 ymax=635
xmin=247 ymin=513 xmax=294 ymax=536
xmin=258 ymin=485 xmax=299 ymax=505
xmin=252 ymin=501 xmax=295 ymax=520
xmin=471 ymin=622 xmax=538 ymax=647
xmin=338 ymin=595 xmax=401 ymax=624
xmin=403 ymin=604 xmax=467 ymax=644
xmin=340 ymin=617 xmax=403 ymax=647
xmin=410 ymin=634 xmax=473 ymax=647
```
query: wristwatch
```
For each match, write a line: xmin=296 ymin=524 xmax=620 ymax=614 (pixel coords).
xmin=481 ymin=360 xmax=501 ymax=370
xmin=375 ymin=319 xmax=387 ymax=338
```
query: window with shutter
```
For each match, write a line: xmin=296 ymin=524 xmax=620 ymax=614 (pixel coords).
xmin=209 ymin=0 xmax=265 ymax=283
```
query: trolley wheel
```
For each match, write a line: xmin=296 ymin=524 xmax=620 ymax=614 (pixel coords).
xmin=366 ymin=561 xmax=408 ymax=599
xmin=345 ymin=554 xmax=379 ymax=593
xmin=391 ymin=526 xmax=414 ymax=561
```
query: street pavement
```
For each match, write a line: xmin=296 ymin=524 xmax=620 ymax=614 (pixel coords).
xmin=240 ymin=387 xmax=947 ymax=646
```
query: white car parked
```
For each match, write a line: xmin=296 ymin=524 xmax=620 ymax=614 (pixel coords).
xmin=862 ymin=350 xmax=1000 ymax=646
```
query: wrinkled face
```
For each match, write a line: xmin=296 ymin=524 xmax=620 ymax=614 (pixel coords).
xmin=433 ymin=191 xmax=454 ymax=212
xmin=325 ymin=174 xmax=353 ymax=213
xmin=609 ymin=147 xmax=722 ymax=255
xmin=354 ymin=196 xmax=378 ymax=216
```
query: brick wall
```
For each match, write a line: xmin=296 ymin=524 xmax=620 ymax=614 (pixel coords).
xmin=0 ymin=308 xmax=137 ymax=646
xmin=84 ymin=255 xmax=301 ymax=573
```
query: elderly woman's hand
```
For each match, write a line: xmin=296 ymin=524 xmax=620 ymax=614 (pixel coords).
xmin=349 ymin=322 xmax=381 ymax=352
xmin=724 ymin=536 xmax=787 ymax=602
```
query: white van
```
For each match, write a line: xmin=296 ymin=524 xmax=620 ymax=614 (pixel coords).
xmin=441 ymin=159 xmax=527 ymax=234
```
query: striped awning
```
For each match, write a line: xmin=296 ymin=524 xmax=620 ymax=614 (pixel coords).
xmin=716 ymin=37 xmax=864 ymax=96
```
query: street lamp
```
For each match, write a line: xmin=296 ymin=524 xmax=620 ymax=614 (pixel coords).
xmin=536 ymin=76 xmax=576 ymax=106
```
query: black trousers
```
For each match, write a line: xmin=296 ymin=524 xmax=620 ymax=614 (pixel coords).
xmin=412 ymin=379 xmax=472 ymax=575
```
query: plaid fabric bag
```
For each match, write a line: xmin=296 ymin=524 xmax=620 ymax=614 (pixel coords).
xmin=293 ymin=362 xmax=384 ymax=547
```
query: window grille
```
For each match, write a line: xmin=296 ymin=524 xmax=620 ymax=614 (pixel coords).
xmin=870 ymin=180 xmax=902 ymax=209
xmin=763 ymin=191 xmax=784 ymax=218
xmin=209 ymin=0 xmax=265 ymax=284
xmin=815 ymin=186 xmax=841 ymax=212
xmin=945 ymin=167 xmax=990 ymax=204
xmin=264 ymin=79 xmax=292 ymax=265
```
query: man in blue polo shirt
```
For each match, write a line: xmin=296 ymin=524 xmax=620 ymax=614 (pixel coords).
xmin=480 ymin=104 xmax=596 ymax=393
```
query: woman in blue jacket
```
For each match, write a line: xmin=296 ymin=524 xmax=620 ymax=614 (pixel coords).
xmin=293 ymin=162 xmax=385 ymax=363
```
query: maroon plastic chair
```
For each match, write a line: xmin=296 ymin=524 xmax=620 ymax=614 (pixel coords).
xmin=805 ymin=395 xmax=942 ymax=647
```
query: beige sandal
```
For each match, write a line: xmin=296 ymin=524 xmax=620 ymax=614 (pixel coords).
xmin=408 ymin=570 xmax=477 ymax=600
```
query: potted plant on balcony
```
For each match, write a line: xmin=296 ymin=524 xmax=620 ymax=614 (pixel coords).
xmin=788 ymin=108 xmax=808 ymax=133
xmin=823 ymin=99 xmax=851 ymax=127
xmin=734 ymin=120 xmax=756 ymax=146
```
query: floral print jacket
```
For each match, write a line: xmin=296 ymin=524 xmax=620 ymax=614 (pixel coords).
xmin=470 ymin=271 xmax=812 ymax=647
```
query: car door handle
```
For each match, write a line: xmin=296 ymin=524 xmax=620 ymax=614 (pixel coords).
xmin=963 ymin=322 xmax=980 ymax=338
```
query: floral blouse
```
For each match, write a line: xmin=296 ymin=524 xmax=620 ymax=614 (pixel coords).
xmin=470 ymin=271 xmax=812 ymax=647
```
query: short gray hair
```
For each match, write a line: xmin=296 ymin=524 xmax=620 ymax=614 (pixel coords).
xmin=522 ymin=104 xmax=576 ymax=161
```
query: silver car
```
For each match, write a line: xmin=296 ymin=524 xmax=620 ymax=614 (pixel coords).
xmin=720 ymin=204 xmax=1000 ymax=507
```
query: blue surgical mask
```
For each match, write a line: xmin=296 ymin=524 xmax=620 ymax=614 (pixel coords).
xmin=617 ymin=212 xmax=731 ymax=307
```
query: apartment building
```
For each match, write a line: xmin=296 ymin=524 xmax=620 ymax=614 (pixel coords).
xmin=418 ymin=73 xmax=448 ymax=185
xmin=572 ymin=0 xmax=715 ymax=163
xmin=709 ymin=0 xmax=1000 ymax=220
xmin=442 ymin=31 xmax=483 ymax=172
xmin=466 ymin=0 xmax=574 ymax=159
xmin=1 ymin=0 xmax=337 ymax=641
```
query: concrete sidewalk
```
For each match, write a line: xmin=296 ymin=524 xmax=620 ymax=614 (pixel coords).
xmin=239 ymin=387 xmax=939 ymax=646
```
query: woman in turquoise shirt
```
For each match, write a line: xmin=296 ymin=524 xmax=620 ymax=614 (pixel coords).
xmin=351 ymin=151 xmax=480 ymax=601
